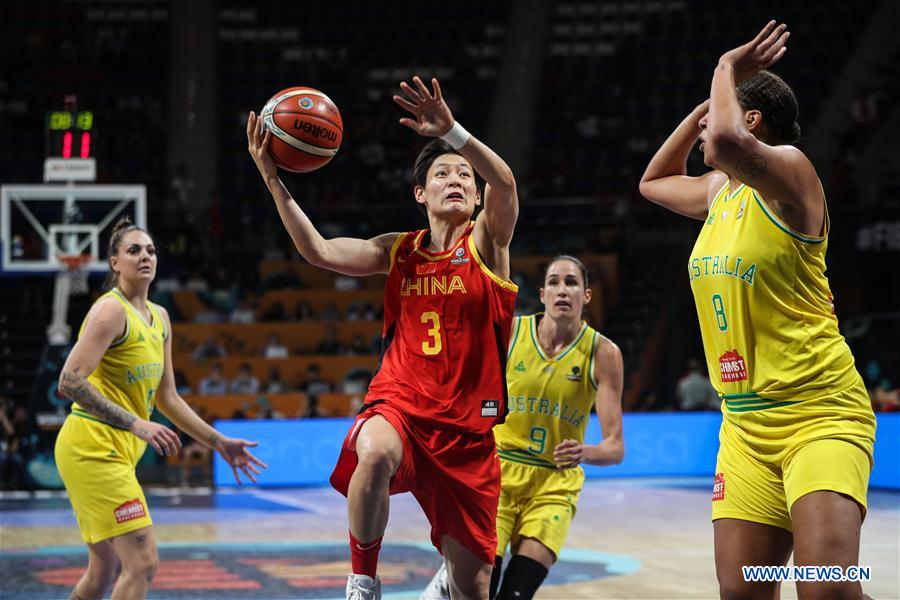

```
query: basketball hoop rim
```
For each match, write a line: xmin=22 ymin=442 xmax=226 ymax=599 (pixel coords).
xmin=58 ymin=254 xmax=93 ymax=272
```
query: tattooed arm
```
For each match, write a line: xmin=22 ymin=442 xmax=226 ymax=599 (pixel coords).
xmin=59 ymin=367 xmax=136 ymax=430
xmin=58 ymin=298 xmax=181 ymax=455
xmin=704 ymin=22 xmax=825 ymax=236
xmin=154 ymin=307 xmax=267 ymax=484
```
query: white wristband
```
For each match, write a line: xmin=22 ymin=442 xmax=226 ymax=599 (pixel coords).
xmin=440 ymin=122 xmax=470 ymax=150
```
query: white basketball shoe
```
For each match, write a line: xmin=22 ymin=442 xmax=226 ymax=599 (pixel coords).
xmin=420 ymin=561 xmax=450 ymax=600
xmin=346 ymin=573 xmax=382 ymax=600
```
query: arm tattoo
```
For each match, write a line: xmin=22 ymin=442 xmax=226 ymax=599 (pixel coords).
xmin=736 ymin=155 xmax=767 ymax=180
xmin=59 ymin=369 xmax=136 ymax=431
xmin=209 ymin=433 xmax=220 ymax=448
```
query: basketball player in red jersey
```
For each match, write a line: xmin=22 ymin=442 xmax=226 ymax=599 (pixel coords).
xmin=247 ymin=76 xmax=518 ymax=600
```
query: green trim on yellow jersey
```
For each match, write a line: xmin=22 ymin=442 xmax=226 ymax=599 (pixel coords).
xmin=529 ymin=317 xmax=588 ymax=362
xmin=71 ymin=408 xmax=108 ymax=425
xmin=751 ymin=191 xmax=826 ymax=245
xmin=724 ymin=399 xmax=800 ymax=413
xmin=108 ymin=315 xmax=130 ymax=349
xmin=722 ymin=392 xmax=760 ymax=400
xmin=497 ymin=448 xmax=557 ymax=469
xmin=507 ymin=317 xmax=522 ymax=361
xmin=710 ymin=182 xmax=727 ymax=212
xmin=709 ymin=182 xmax=745 ymax=215
xmin=588 ymin=331 xmax=599 ymax=390
xmin=112 ymin=288 xmax=154 ymax=328
xmin=727 ymin=183 xmax=746 ymax=200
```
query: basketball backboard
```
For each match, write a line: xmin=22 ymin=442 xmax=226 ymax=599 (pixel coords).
xmin=1 ymin=184 xmax=147 ymax=274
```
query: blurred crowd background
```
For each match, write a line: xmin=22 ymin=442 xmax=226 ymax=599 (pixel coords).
xmin=1 ymin=0 xmax=898 ymax=488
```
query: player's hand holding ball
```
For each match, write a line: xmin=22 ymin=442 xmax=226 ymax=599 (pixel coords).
xmin=248 ymin=87 xmax=343 ymax=175
xmin=247 ymin=110 xmax=278 ymax=180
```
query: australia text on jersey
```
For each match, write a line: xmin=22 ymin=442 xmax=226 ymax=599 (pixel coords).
xmin=125 ymin=362 xmax=163 ymax=385
xmin=688 ymin=255 xmax=757 ymax=284
xmin=508 ymin=395 xmax=586 ymax=427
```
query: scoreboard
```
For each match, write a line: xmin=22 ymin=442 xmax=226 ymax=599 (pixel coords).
xmin=46 ymin=110 xmax=94 ymax=158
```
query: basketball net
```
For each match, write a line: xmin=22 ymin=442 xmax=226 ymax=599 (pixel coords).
xmin=58 ymin=254 xmax=91 ymax=295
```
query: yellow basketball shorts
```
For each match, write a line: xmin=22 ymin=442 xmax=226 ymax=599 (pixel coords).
xmin=55 ymin=414 xmax=153 ymax=544
xmin=711 ymin=377 xmax=876 ymax=531
xmin=496 ymin=457 xmax=583 ymax=559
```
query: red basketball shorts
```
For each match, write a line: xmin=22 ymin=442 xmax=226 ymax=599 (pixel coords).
xmin=330 ymin=401 xmax=500 ymax=565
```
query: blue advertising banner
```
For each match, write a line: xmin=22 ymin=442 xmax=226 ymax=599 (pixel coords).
xmin=214 ymin=413 xmax=900 ymax=490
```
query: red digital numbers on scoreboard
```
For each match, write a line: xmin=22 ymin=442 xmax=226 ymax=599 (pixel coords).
xmin=47 ymin=111 xmax=94 ymax=159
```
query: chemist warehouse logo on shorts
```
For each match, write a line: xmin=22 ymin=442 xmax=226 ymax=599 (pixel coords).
xmin=712 ymin=473 xmax=725 ymax=501
xmin=114 ymin=499 xmax=146 ymax=523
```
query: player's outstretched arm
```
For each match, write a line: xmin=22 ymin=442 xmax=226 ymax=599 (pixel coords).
xmin=154 ymin=307 xmax=267 ymax=485
xmin=247 ymin=111 xmax=399 ymax=277
xmin=394 ymin=77 xmax=517 ymax=277
xmin=639 ymin=100 xmax=725 ymax=220
xmin=58 ymin=298 xmax=181 ymax=456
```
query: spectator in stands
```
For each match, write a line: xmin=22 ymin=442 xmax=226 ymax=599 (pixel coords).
xmin=260 ymin=301 xmax=288 ymax=322
xmin=230 ymin=298 xmax=257 ymax=324
xmin=302 ymin=395 xmax=324 ymax=419
xmin=342 ymin=368 xmax=373 ymax=395
xmin=319 ymin=302 xmax=339 ymax=321
xmin=230 ymin=363 xmax=260 ymax=395
xmin=346 ymin=334 xmax=370 ymax=356
xmin=231 ymin=402 xmax=251 ymax=420
xmin=178 ymin=405 xmax=213 ymax=486
xmin=185 ymin=269 xmax=209 ymax=292
xmin=0 ymin=397 xmax=27 ymax=490
xmin=301 ymin=363 xmax=333 ymax=398
xmin=863 ymin=358 xmax=882 ymax=389
xmin=317 ymin=325 xmax=345 ymax=355
xmin=191 ymin=335 xmax=226 ymax=362
xmin=198 ymin=363 xmax=228 ymax=395
xmin=263 ymin=332 xmax=289 ymax=358
xmin=346 ymin=302 xmax=362 ymax=321
xmin=264 ymin=367 xmax=289 ymax=394
xmin=294 ymin=300 xmax=314 ymax=321
xmin=871 ymin=380 xmax=899 ymax=412
xmin=255 ymin=396 xmax=284 ymax=420
xmin=174 ymin=370 xmax=193 ymax=396
xmin=677 ymin=359 xmax=719 ymax=411
xmin=169 ymin=163 xmax=195 ymax=209
xmin=370 ymin=332 xmax=383 ymax=354
xmin=363 ymin=302 xmax=378 ymax=321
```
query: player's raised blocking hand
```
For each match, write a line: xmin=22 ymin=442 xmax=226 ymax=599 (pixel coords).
xmin=393 ymin=76 xmax=455 ymax=138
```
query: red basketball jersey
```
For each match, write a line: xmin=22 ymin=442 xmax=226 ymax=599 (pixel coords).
xmin=365 ymin=223 xmax=518 ymax=433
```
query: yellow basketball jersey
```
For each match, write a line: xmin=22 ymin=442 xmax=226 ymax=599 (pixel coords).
xmin=689 ymin=182 xmax=859 ymax=412
xmin=69 ymin=288 xmax=167 ymax=463
xmin=494 ymin=314 xmax=598 ymax=468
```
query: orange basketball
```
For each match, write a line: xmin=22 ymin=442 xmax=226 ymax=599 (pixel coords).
xmin=260 ymin=87 xmax=343 ymax=173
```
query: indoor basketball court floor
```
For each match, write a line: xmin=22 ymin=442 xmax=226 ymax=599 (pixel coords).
xmin=1 ymin=478 xmax=898 ymax=599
